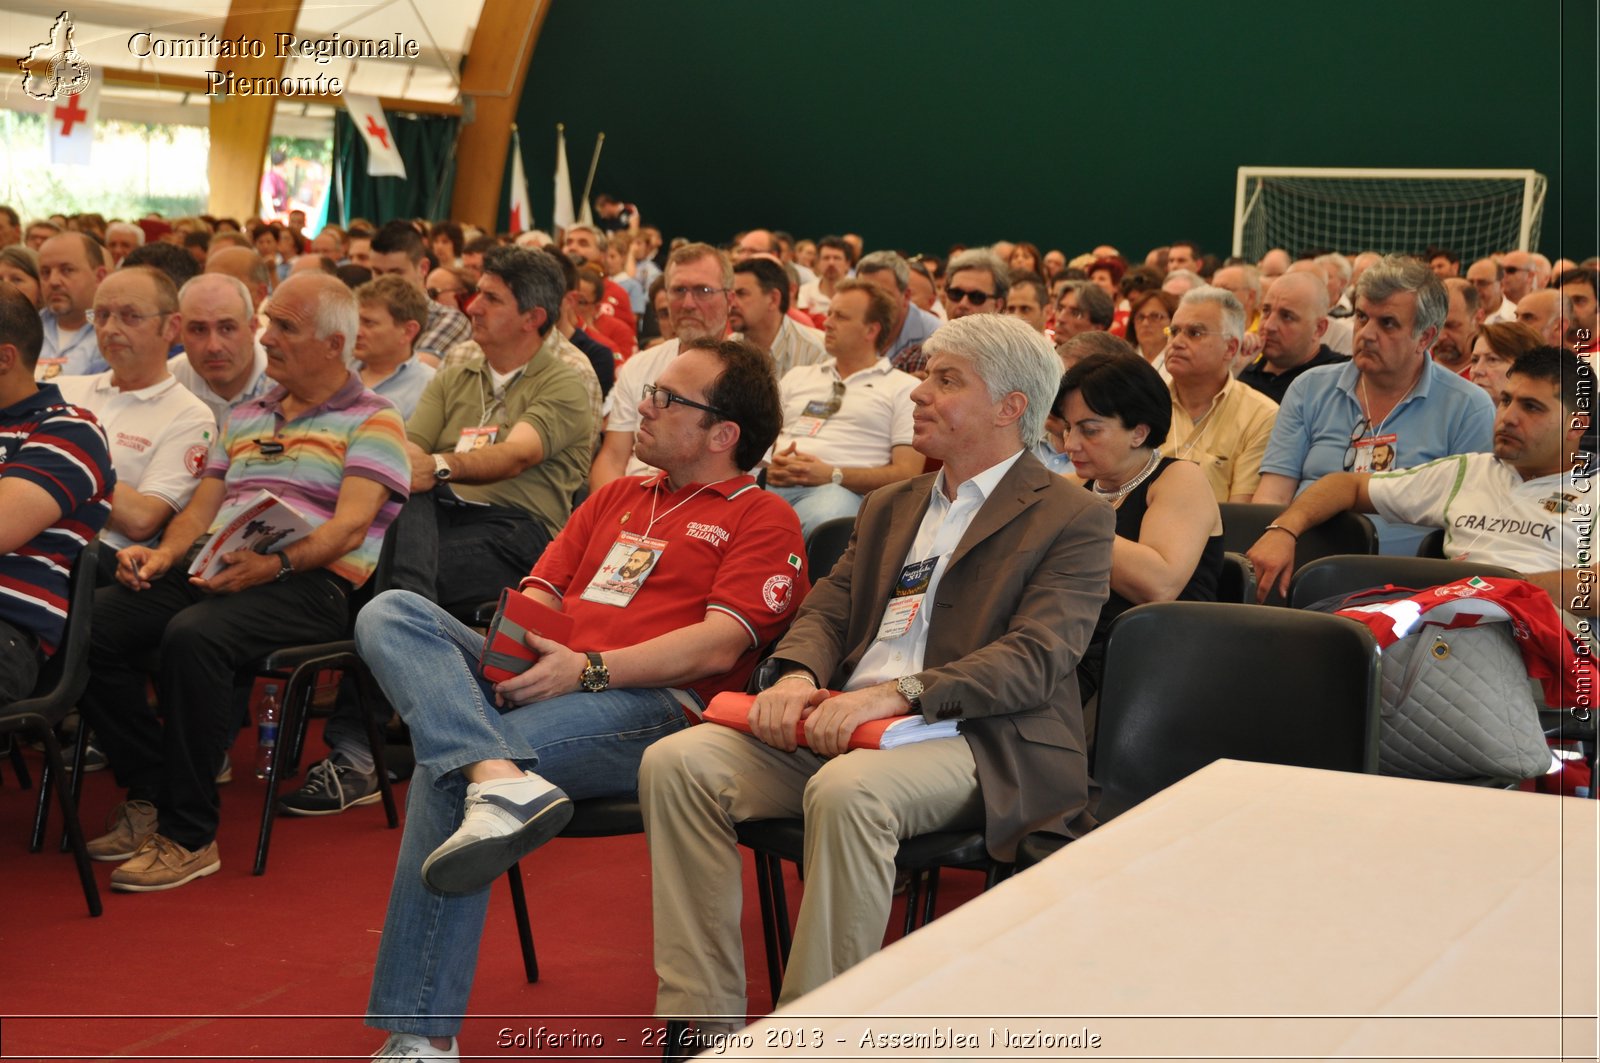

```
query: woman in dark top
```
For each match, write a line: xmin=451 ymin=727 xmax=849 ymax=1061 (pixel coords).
xmin=1054 ymin=353 xmax=1225 ymax=733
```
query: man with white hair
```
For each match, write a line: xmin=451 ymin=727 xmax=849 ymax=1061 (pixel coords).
xmin=1160 ymin=286 xmax=1279 ymax=502
xmin=1314 ymin=253 xmax=1353 ymax=316
xmin=76 ymin=273 xmax=411 ymax=892
xmin=105 ymin=222 xmax=145 ymax=269
xmin=642 ymin=313 xmax=1113 ymax=1029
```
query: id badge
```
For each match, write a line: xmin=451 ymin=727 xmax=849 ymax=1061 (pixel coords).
xmin=36 ymin=357 xmax=66 ymax=380
xmin=874 ymin=556 xmax=938 ymax=641
xmin=1350 ymin=432 xmax=1398 ymax=473
xmin=792 ymin=415 xmax=826 ymax=438
xmin=580 ymin=532 xmax=668 ymax=607
xmin=455 ymin=425 xmax=499 ymax=452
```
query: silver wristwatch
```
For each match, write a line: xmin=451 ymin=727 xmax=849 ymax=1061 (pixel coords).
xmin=895 ymin=674 xmax=924 ymax=711
xmin=432 ymin=453 xmax=453 ymax=481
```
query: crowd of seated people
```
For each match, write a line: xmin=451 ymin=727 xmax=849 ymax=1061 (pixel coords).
xmin=2 ymin=196 xmax=1596 ymax=1061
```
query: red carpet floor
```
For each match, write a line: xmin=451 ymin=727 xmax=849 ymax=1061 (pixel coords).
xmin=0 ymin=725 xmax=984 ymax=1061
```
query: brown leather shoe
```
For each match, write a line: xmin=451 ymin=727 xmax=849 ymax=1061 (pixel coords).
xmin=85 ymin=800 xmax=158 ymax=862
xmin=109 ymin=834 xmax=220 ymax=892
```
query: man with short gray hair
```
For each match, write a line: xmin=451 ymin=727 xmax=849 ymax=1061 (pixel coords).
xmin=643 ymin=313 xmax=1113 ymax=1028
xmin=1211 ymin=263 xmax=1263 ymax=332
xmin=1467 ymin=257 xmax=1516 ymax=324
xmin=1161 ymin=286 xmax=1279 ymax=502
xmin=1254 ymin=254 xmax=1495 ymax=553
xmin=1499 ymin=250 xmax=1541 ymax=305
xmin=1053 ymin=281 xmax=1114 ymax=344
xmin=105 ymin=221 xmax=145 ymax=269
xmin=941 ymin=248 xmax=1009 ymax=319
xmin=856 ymin=249 xmax=940 ymax=363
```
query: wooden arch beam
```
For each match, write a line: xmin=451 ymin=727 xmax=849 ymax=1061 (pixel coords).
xmin=206 ymin=0 xmax=303 ymax=222
xmin=448 ymin=0 xmax=550 ymax=232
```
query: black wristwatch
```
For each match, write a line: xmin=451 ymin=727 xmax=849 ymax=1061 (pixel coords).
xmin=580 ymin=651 xmax=610 ymax=693
xmin=273 ymin=551 xmax=293 ymax=582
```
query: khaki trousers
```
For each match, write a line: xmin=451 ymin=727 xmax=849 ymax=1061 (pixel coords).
xmin=641 ymin=723 xmax=982 ymax=1019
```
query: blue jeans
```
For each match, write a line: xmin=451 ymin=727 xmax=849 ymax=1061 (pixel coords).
xmin=354 ymin=590 xmax=689 ymax=1036
xmin=766 ymin=483 xmax=863 ymax=538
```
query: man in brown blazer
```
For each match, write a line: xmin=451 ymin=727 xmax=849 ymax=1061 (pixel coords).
xmin=641 ymin=314 xmax=1113 ymax=1028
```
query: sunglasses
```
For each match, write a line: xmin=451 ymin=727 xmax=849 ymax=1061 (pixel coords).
xmin=946 ymin=286 xmax=998 ymax=306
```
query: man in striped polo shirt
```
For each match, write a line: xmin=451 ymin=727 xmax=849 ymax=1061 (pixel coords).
xmin=76 ymin=273 xmax=412 ymax=893
xmin=0 ymin=282 xmax=115 ymax=703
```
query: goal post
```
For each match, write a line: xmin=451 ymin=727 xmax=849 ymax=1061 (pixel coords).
xmin=1231 ymin=167 xmax=1547 ymax=262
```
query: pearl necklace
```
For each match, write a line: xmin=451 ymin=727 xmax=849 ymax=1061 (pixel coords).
xmin=1092 ymin=448 xmax=1161 ymax=508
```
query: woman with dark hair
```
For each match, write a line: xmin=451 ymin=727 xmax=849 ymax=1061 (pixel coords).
xmin=0 ymin=245 xmax=42 ymax=307
xmin=1126 ymin=288 xmax=1179 ymax=365
xmin=1008 ymin=241 xmax=1043 ymax=276
xmin=1469 ymin=320 xmax=1543 ymax=399
xmin=1055 ymin=353 xmax=1224 ymax=726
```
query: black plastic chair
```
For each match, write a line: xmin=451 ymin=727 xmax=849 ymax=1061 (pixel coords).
xmin=803 ymin=516 xmax=855 ymax=583
xmin=1416 ymin=528 xmax=1447 ymax=558
xmin=1217 ymin=551 xmax=1257 ymax=604
xmin=502 ymin=794 xmax=644 ymax=983
xmin=1 ymin=541 xmax=103 ymax=916
xmin=1287 ymin=554 xmax=1520 ymax=610
xmin=1017 ymin=601 xmax=1380 ymax=868
xmin=1218 ymin=503 xmax=1378 ymax=605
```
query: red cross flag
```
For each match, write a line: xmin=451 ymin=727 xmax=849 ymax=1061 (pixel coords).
xmin=48 ymin=80 xmax=99 ymax=166
xmin=343 ymin=94 xmax=406 ymax=179
xmin=506 ymin=128 xmax=532 ymax=234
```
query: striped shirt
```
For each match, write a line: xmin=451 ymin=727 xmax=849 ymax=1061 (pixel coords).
xmin=0 ymin=385 xmax=116 ymax=654
xmin=204 ymin=372 xmax=410 ymax=588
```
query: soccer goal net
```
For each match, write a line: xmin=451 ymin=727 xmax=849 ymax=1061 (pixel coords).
xmin=1232 ymin=167 xmax=1547 ymax=262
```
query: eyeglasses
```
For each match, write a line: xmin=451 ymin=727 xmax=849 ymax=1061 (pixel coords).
xmin=1342 ymin=416 xmax=1374 ymax=471
xmin=1133 ymin=311 xmax=1169 ymax=325
xmin=1164 ymin=323 xmax=1214 ymax=341
xmin=91 ymin=307 xmax=166 ymax=328
xmin=667 ymin=284 xmax=728 ymax=303
xmin=642 ymin=383 xmax=728 ymax=419
xmin=946 ymin=286 xmax=998 ymax=306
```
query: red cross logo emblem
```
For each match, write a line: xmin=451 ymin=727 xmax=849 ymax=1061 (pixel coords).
xmin=364 ymin=115 xmax=390 ymax=149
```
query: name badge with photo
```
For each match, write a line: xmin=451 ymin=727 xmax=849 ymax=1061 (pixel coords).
xmin=1350 ymin=431 xmax=1398 ymax=473
xmin=580 ymin=531 xmax=668 ymax=608
xmin=455 ymin=425 xmax=499 ymax=452
xmin=875 ymin=556 xmax=938 ymax=641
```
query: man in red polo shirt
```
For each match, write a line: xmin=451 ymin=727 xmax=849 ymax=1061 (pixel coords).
xmin=354 ymin=336 xmax=807 ymax=1061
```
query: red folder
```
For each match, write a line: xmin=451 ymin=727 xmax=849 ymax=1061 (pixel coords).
xmin=478 ymin=589 xmax=575 ymax=683
xmin=702 ymin=691 xmax=954 ymax=751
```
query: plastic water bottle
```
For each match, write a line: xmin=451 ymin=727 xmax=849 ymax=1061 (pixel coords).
xmin=254 ymin=683 xmax=281 ymax=779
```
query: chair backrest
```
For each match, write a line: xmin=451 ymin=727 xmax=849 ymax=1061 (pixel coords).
xmin=1219 ymin=503 xmax=1378 ymax=605
xmin=1288 ymin=554 xmax=1522 ymax=610
xmin=1216 ymin=551 xmax=1257 ymax=604
xmin=1093 ymin=601 xmax=1380 ymax=821
xmin=1416 ymin=528 xmax=1447 ymax=558
xmin=0 ymin=540 xmax=100 ymax=728
xmin=805 ymin=516 xmax=856 ymax=582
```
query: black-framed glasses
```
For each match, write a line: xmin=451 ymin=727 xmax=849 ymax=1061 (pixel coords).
xmin=1342 ymin=416 xmax=1374 ymax=471
xmin=946 ymin=286 xmax=998 ymax=306
xmin=642 ymin=383 xmax=728 ymax=419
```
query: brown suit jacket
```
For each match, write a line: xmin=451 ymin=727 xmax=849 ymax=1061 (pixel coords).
xmin=773 ymin=451 xmax=1113 ymax=861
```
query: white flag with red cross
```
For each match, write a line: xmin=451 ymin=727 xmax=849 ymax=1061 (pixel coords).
xmin=48 ymin=80 xmax=99 ymax=166
xmin=507 ymin=128 xmax=533 ymax=233
xmin=343 ymin=94 xmax=406 ymax=179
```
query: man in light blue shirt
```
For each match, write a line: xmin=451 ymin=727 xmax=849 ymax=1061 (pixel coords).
xmin=355 ymin=275 xmax=436 ymax=419
xmin=858 ymin=250 xmax=942 ymax=365
xmin=1254 ymin=254 xmax=1494 ymax=554
xmin=36 ymin=232 xmax=108 ymax=379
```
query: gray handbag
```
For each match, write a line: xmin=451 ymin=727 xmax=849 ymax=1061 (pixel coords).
xmin=1375 ymin=620 xmax=1553 ymax=781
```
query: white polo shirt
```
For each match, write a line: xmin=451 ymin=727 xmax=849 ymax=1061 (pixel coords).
xmin=56 ymin=371 xmax=217 ymax=549
xmin=1368 ymin=452 xmax=1585 ymax=574
xmin=773 ymin=356 xmax=917 ymax=468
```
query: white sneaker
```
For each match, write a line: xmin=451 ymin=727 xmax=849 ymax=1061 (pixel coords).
xmin=371 ymin=1032 xmax=459 ymax=1060
xmin=419 ymin=770 xmax=572 ymax=895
